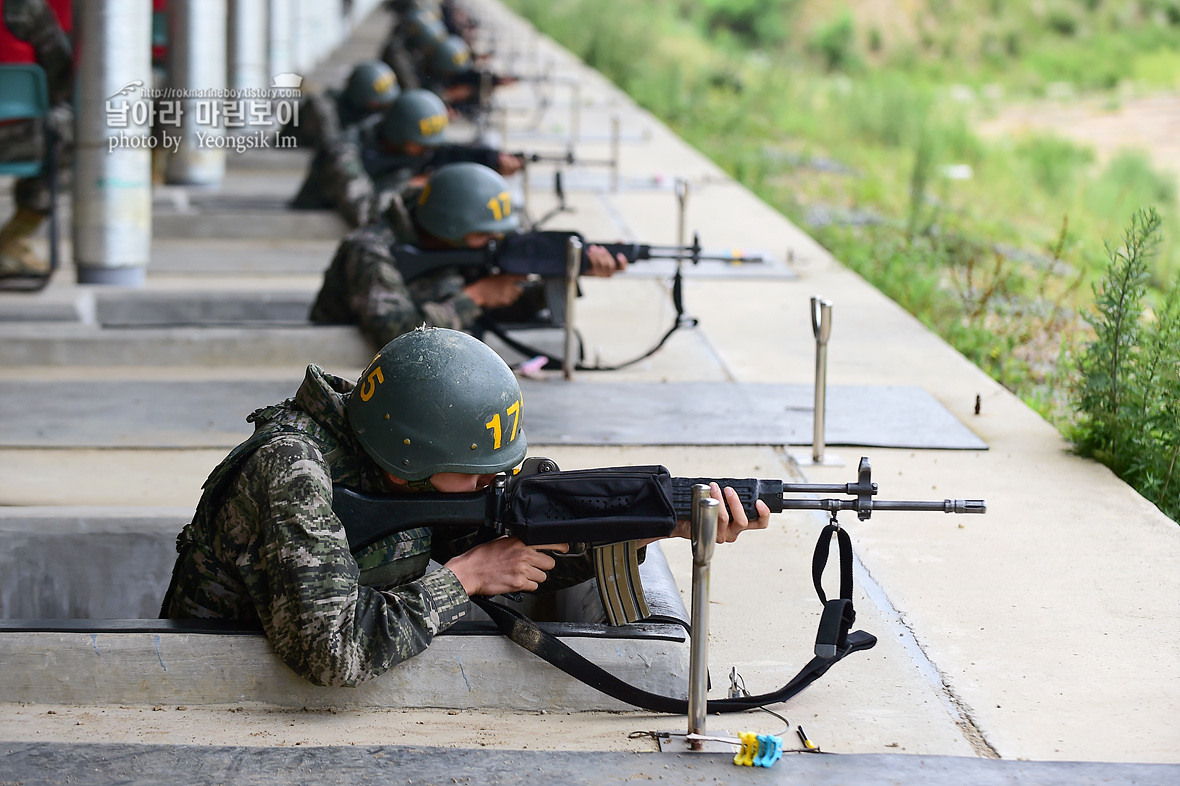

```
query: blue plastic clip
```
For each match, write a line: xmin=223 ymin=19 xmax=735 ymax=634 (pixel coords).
xmin=753 ymin=734 xmax=783 ymax=768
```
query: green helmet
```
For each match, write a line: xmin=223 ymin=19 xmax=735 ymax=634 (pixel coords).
xmin=415 ymin=162 xmax=519 ymax=244
xmin=428 ymin=35 xmax=472 ymax=79
xmin=401 ymin=9 xmax=448 ymax=51
xmin=344 ymin=61 xmax=400 ymax=111
xmin=379 ymin=89 xmax=449 ymax=146
xmin=347 ymin=326 xmax=527 ymax=481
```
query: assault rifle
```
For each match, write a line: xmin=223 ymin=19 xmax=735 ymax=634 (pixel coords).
xmin=391 ymin=230 xmax=764 ymax=284
xmin=512 ymin=146 xmax=615 ymax=169
xmin=333 ymin=456 xmax=985 ymax=626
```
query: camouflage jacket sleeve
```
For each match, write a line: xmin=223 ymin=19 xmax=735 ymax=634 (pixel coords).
xmin=289 ymin=92 xmax=341 ymax=150
xmin=319 ymin=138 xmax=377 ymax=228
xmin=234 ymin=434 xmax=470 ymax=687
xmin=331 ymin=226 xmax=483 ymax=347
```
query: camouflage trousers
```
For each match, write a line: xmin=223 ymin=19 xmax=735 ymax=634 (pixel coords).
xmin=0 ymin=108 xmax=72 ymax=215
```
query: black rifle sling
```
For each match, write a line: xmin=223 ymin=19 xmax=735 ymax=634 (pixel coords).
xmin=476 ymin=263 xmax=698 ymax=373
xmin=471 ymin=522 xmax=876 ymax=714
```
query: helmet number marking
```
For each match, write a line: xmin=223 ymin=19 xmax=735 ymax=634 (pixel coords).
xmin=486 ymin=191 xmax=511 ymax=221
xmin=372 ymin=72 xmax=394 ymax=94
xmin=506 ymin=400 xmax=521 ymax=442
xmin=417 ymin=114 xmax=446 ymax=137
xmin=485 ymin=398 xmax=523 ymax=450
xmin=359 ymin=367 xmax=385 ymax=402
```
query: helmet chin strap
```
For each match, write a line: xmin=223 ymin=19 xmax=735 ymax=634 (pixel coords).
xmin=404 ymin=477 xmax=438 ymax=492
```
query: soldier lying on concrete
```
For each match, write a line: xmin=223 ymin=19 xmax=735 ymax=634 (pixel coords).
xmin=292 ymin=88 xmax=523 ymax=228
xmin=160 ymin=326 xmax=769 ymax=686
xmin=309 ymin=162 xmax=623 ymax=350
xmin=287 ymin=60 xmax=401 ymax=152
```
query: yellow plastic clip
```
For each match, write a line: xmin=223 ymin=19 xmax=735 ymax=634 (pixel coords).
xmin=733 ymin=731 xmax=758 ymax=766
xmin=797 ymin=724 xmax=818 ymax=751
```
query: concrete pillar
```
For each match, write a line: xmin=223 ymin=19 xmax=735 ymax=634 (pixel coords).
xmin=72 ymin=0 xmax=153 ymax=286
xmin=267 ymin=0 xmax=293 ymax=81
xmin=165 ymin=0 xmax=227 ymax=187
xmin=228 ymin=0 xmax=269 ymax=92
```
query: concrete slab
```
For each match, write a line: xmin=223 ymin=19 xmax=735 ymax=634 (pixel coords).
xmin=5 ymin=742 xmax=1178 ymax=785
xmin=0 ymin=378 xmax=986 ymax=450
xmin=152 ymin=209 xmax=348 ymax=241
xmin=149 ymin=238 xmax=337 ymax=276
xmin=0 ymin=323 xmax=371 ymax=367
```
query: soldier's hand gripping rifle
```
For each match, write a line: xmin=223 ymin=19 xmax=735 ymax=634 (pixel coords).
xmin=333 ymin=456 xmax=986 ymax=626
xmin=390 ymin=230 xmax=764 ymax=370
xmin=391 ymin=230 xmax=764 ymax=283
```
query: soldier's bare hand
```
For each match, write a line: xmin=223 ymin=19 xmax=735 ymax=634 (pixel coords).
xmin=712 ymin=482 xmax=771 ymax=543
xmin=661 ymin=483 xmax=771 ymax=543
xmin=497 ymin=153 xmax=524 ymax=176
xmin=584 ymin=244 xmax=627 ymax=277
xmin=445 ymin=538 xmax=569 ymax=596
xmin=464 ymin=274 xmax=528 ymax=308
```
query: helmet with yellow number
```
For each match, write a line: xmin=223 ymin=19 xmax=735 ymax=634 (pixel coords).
xmin=344 ymin=61 xmax=400 ymax=111
xmin=379 ymin=88 xmax=449 ymax=146
xmin=414 ymin=162 xmax=518 ymax=244
xmin=428 ymin=35 xmax=472 ymax=79
xmin=347 ymin=326 xmax=527 ymax=481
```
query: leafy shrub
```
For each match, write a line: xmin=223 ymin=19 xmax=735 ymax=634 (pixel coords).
xmin=1071 ymin=208 xmax=1180 ymax=521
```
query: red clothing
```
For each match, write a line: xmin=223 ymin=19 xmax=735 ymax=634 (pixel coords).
xmin=0 ymin=0 xmax=72 ymax=63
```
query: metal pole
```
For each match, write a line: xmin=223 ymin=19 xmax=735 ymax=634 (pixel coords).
xmin=165 ymin=0 xmax=227 ymax=187
xmin=570 ymin=81 xmax=581 ymax=142
xmin=811 ymin=296 xmax=833 ymax=464
xmin=563 ymin=236 xmax=582 ymax=379
xmin=675 ymin=178 xmax=690 ymax=248
xmin=73 ymin=0 xmax=153 ymax=286
xmin=228 ymin=0 xmax=269 ymax=93
xmin=609 ymin=112 xmax=620 ymax=193
xmin=688 ymin=488 xmax=719 ymax=747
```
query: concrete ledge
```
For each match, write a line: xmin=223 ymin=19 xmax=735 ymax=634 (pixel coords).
xmin=153 ymin=210 xmax=348 ymax=241
xmin=0 ymin=323 xmax=372 ymax=367
xmin=0 ymin=625 xmax=687 ymax=711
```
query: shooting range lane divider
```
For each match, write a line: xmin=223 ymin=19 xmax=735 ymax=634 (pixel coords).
xmin=0 ymin=380 xmax=988 ymax=450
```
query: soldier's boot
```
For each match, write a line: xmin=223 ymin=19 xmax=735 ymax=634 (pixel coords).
xmin=0 ymin=208 xmax=49 ymax=277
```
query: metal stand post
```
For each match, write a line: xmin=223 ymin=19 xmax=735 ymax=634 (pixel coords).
xmin=688 ymin=487 xmax=718 ymax=747
xmin=563 ymin=236 xmax=582 ymax=379
xmin=675 ymin=178 xmax=690 ymax=247
xmin=570 ymin=81 xmax=582 ymax=142
xmin=811 ymin=296 xmax=834 ymax=464
xmin=610 ymin=113 xmax=620 ymax=193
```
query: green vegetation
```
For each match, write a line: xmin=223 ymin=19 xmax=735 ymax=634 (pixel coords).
xmin=503 ymin=0 xmax=1180 ymax=520
xmin=1072 ymin=209 xmax=1180 ymax=521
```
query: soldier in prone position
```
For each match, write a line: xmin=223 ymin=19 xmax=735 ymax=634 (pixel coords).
xmin=296 ymin=88 xmax=522 ymax=228
xmin=309 ymin=161 xmax=625 ymax=350
xmin=160 ymin=327 xmax=769 ymax=686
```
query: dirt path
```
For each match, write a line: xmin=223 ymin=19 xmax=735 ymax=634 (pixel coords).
xmin=977 ymin=91 xmax=1180 ymax=184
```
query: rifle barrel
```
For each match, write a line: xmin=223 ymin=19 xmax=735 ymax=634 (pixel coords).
xmin=777 ymin=498 xmax=987 ymax=515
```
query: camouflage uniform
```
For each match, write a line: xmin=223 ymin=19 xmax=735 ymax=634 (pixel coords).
xmin=161 ymin=364 xmax=594 ymax=687
xmin=308 ymin=198 xmax=485 ymax=348
xmin=0 ymin=0 xmax=72 ymax=215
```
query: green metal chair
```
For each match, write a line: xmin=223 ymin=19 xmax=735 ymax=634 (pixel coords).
xmin=0 ymin=63 xmax=59 ymax=288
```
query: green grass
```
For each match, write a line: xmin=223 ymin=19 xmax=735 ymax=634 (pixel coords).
xmin=502 ymin=0 xmax=1180 ymax=520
